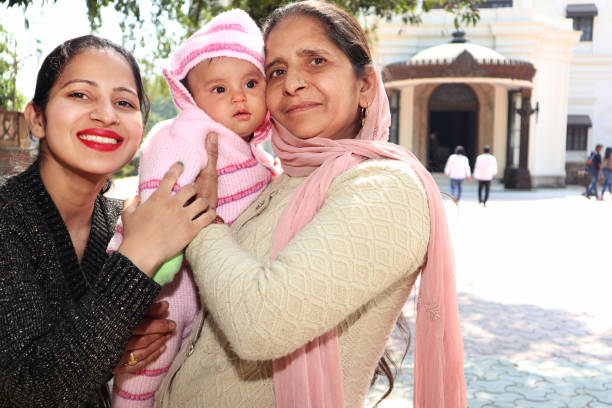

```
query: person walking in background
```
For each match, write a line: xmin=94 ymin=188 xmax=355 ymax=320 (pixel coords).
xmin=445 ymin=145 xmax=471 ymax=202
xmin=600 ymin=147 xmax=612 ymax=200
xmin=585 ymin=144 xmax=603 ymax=199
xmin=473 ymin=145 xmax=498 ymax=207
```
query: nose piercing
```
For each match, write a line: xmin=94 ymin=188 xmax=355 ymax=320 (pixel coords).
xmin=297 ymin=79 xmax=306 ymax=86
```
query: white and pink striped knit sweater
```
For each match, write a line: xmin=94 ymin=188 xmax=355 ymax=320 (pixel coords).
xmin=107 ymin=8 xmax=276 ymax=407
xmin=108 ymin=107 xmax=275 ymax=407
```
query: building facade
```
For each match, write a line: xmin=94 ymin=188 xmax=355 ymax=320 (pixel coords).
xmin=373 ymin=0 xmax=612 ymax=187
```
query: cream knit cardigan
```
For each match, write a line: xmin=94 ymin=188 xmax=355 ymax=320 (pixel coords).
xmin=156 ymin=159 xmax=430 ymax=408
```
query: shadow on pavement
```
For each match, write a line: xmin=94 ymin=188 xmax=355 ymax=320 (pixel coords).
xmin=366 ymin=292 xmax=612 ymax=407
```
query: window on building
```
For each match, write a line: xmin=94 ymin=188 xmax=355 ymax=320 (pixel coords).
xmin=389 ymin=90 xmax=400 ymax=145
xmin=572 ymin=16 xmax=594 ymax=41
xmin=566 ymin=3 xmax=598 ymax=42
xmin=566 ymin=126 xmax=588 ymax=151
xmin=566 ymin=114 xmax=592 ymax=151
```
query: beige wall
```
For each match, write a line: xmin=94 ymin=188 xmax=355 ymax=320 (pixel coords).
xmin=492 ymin=85 xmax=508 ymax=171
xmin=395 ymin=82 xmax=507 ymax=174
xmin=411 ymin=84 xmax=438 ymax=164
xmin=398 ymin=87 xmax=414 ymax=152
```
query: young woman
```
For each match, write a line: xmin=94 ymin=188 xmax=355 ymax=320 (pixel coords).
xmin=157 ymin=2 xmax=466 ymax=407
xmin=0 ymin=35 xmax=217 ymax=407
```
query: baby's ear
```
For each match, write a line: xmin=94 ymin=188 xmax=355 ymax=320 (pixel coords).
xmin=24 ymin=102 xmax=45 ymax=140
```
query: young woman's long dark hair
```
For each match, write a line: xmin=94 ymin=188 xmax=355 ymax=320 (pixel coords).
xmin=264 ymin=2 xmax=410 ymax=405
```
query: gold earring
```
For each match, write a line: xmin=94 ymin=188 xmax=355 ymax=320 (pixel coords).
xmin=360 ymin=105 xmax=368 ymax=126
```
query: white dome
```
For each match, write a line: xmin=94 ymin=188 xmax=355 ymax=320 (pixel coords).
xmin=411 ymin=43 xmax=507 ymax=64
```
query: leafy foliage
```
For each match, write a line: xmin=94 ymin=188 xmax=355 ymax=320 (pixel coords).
xmin=0 ymin=24 xmax=27 ymax=111
xmin=1 ymin=0 xmax=481 ymax=128
xmin=3 ymin=0 xmax=481 ymax=61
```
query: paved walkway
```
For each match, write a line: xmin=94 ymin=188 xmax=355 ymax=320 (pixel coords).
xmin=367 ymin=180 xmax=612 ymax=407
xmin=109 ymin=177 xmax=612 ymax=407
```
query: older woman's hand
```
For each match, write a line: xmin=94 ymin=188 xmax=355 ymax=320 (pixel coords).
xmin=112 ymin=301 xmax=175 ymax=374
xmin=194 ymin=132 xmax=219 ymax=215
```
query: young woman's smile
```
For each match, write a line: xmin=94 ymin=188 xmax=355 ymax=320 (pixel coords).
xmin=76 ymin=128 xmax=124 ymax=151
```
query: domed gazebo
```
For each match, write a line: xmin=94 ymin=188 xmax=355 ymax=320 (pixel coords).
xmin=383 ymin=32 xmax=537 ymax=189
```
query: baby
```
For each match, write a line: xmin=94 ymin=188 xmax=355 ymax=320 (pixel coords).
xmin=108 ymin=9 xmax=276 ymax=406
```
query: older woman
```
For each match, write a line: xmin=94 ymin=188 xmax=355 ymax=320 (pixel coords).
xmin=157 ymin=2 xmax=465 ymax=407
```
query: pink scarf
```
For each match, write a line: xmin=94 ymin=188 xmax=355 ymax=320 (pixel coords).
xmin=270 ymin=66 xmax=466 ymax=408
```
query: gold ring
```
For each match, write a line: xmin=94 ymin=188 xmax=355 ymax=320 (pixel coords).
xmin=125 ymin=352 xmax=138 ymax=366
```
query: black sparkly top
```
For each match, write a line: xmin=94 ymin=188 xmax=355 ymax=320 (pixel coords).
xmin=0 ymin=162 xmax=161 ymax=407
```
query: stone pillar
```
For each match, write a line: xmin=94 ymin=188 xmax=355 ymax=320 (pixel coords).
xmin=504 ymin=88 xmax=533 ymax=190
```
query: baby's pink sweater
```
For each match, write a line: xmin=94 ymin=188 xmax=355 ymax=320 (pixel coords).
xmin=108 ymin=105 xmax=274 ymax=407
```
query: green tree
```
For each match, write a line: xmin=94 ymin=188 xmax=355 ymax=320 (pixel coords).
xmin=4 ymin=0 xmax=482 ymax=62
xmin=143 ymin=73 xmax=178 ymax=135
xmin=0 ymin=24 xmax=28 ymax=111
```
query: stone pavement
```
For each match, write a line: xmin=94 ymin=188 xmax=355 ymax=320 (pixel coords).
xmin=366 ymin=180 xmax=612 ymax=407
xmin=109 ymin=177 xmax=612 ymax=407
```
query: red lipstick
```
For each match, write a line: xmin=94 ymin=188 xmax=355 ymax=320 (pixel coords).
xmin=76 ymin=128 xmax=124 ymax=152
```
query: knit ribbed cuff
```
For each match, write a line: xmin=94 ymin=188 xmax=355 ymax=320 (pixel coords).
xmin=96 ymin=252 xmax=161 ymax=327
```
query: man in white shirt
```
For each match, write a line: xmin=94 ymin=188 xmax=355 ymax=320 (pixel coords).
xmin=473 ymin=146 xmax=498 ymax=207
xmin=444 ymin=145 xmax=471 ymax=202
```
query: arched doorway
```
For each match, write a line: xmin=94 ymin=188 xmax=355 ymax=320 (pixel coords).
xmin=427 ymin=84 xmax=478 ymax=171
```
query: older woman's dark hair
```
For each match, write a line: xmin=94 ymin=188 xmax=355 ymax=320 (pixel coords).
xmin=264 ymin=2 xmax=405 ymax=405
xmin=605 ymin=147 xmax=612 ymax=160
xmin=263 ymin=1 xmax=372 ymax=78
xmin=32 ymin=35 xmax=150 ymax=124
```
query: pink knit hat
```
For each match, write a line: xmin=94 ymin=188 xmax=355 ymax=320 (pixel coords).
xmin=163 ymin=8 xmax=265 ymax=111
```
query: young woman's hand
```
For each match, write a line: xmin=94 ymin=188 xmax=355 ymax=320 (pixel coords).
xmin=117 ymin=133 xmax=219 ymax=276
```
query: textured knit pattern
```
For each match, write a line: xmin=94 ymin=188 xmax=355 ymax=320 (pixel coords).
xmin=109 ymin=11 xmax=274 ymax=405
xmin=0 ymin=162 xmax=160 ymax=408
xmin=155 ymin=159 xmax=430 ymax=408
